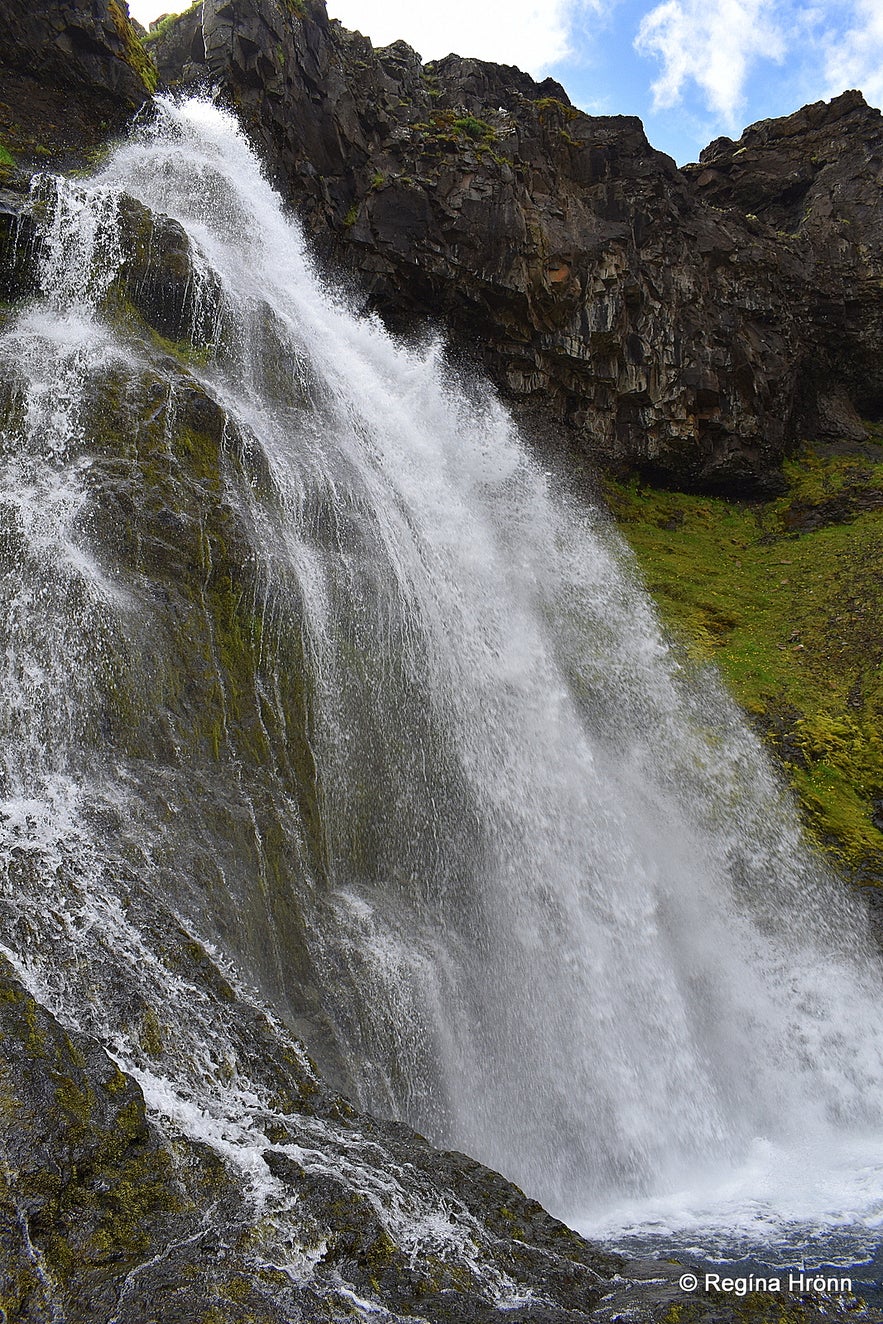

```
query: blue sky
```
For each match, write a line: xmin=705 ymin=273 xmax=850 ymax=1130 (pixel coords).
xmin=129 ymin=0 xmax=883 ymax=164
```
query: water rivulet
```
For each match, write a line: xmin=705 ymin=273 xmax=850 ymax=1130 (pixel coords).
xmin=1 ymin=97 xmax=883 ymax=1306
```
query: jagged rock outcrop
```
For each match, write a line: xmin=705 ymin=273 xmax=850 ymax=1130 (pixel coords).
xmin=685 ymin=90 xmax=883 ymax=439
xmin=2 ymin=0 xmax=882 ymax=491
xmin=0 ymin=953 xmax=625 ymax=1322
xmin=0 ymin=0 xmax=155 ymax=160
xmin=151 ymin=0 xmax=883 ymax=494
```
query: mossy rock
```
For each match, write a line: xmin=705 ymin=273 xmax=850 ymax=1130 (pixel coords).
xmin=108 ymin=0 xmax=159 ymax=94
xmin=111 ymin=195 xmax=224 ymax=346
xmin=0 ymin=958 xmax=185 ymax=1306
xmin=605 ymin=437 xmax=883 ymax=884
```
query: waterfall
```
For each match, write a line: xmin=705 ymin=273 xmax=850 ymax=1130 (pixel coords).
xmin=2 ymin=94 xmax=883 ymax=1261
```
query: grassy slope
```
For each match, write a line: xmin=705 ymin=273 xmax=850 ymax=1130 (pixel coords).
xmin=605 ymin=433 xmax=883 ymax=886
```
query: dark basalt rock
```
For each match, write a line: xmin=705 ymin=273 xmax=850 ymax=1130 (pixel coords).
xmin=0 ymin=183 xmax=40 ymax=305
xmin=0 ymin=950 xmax=625 ymax=1322
xmin=116 ymin=194 xmax=224 ymax=341
xmin=1 ymin=3 xmax=882 ymax=492
xmin=685 ymin=90 xmax=883 ymax=440
xmin=149 ymin=2 xmax=883 ymax=495
xmin=0 ymin=0 xmax=155 ymax=162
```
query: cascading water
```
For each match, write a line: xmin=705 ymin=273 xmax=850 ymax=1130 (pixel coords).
xmin=2 ymin=94 xmax=883 ymax=1282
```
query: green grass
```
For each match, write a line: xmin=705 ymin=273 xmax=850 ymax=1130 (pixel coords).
xmin=142 ymin=13 xmax=178 ymax=41
xmin=451 ymin=115 xmax=496 ymax=142
xmin=534 ymin=97 xmax=579 ymax=120
xmin=413 ymin=110 xmax=498 ymax=149
xmin=605 ymin=441 xmax=883 ymax=883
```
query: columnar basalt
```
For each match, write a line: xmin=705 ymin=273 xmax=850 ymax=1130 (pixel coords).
xmin=149 ymin=4 xmax=883 ymax=495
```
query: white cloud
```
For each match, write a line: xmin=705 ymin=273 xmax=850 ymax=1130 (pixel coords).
xmin=634 ymin=0 xmax=786 ymax=126
xmin=326 ymin=0 xmax=594 ymax=74
xmin=125 ymin=0 xmax=598 ymax=71
xmin=823 ymin=0 xmax=883 ymax=107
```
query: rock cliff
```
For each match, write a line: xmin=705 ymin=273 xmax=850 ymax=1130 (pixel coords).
xmin=0 ymin=0 xmax=155 ymax=158
xmin=148 ymin=1 xmax=883 ymax=495
xmin=4 ymin=0 xmax=883 ymax=493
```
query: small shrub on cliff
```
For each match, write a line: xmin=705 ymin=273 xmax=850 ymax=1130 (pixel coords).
xmin=142 ymin=0 xmax=202 ymax=43
xmin=452 ymin=115 xmax=496 ymax=142
xmin=535 ymin=96 xmax=577 ymax=116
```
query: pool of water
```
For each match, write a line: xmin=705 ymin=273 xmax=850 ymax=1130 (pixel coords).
xmin=575 ymin=1136 xmax=883 ymax=1306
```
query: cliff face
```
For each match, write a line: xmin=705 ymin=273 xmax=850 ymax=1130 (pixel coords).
xmin=0 ymin=0 xmax=155 ymax=159
xmin=686 ymin=91 xmax=883 ymax=438
xmin=150 ymin=0 xmax=883 ymax=494
xmin=3 ymin=0 xmax=883 ymax=492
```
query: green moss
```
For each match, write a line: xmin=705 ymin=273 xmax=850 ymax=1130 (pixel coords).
xmin=661 ymin=1294 xmax=839 ymax=1324
xmin=415 ymin=109 xmax=497 ymax=149
xmin=534 ymin=96 xmax=579 ymax=119
xmin=82 ymin=360 xmax=324 ymax=869
xmin=174 ymin=939 xmax=237 ymax=1002
xmin=142 ymin=0 xmax=203 ymax=44
xmin=451 ymin=115 xmax=496 ymax=142
xmin=103 ymin=1066 xmax=129 ymax=1096
xmin=140 ymin=1006 xmax=166 ymax=1058
xmin=605 ymin=442 xmax=883 ymax=882
xmin=109 ymin=0 xmax=159 ymax=92
xmin=0 ymin=141 xmax=14 ymax=169
xmin=142 ymin=13 xmax=175 ymax=42
xmin=53 ymin=1072 xmax=96 ymax=1127
xmin=0 ymin=990 xmax=182 ymax=1279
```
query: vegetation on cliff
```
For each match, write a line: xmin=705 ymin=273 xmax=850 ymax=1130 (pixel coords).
xmin=606 ymin=436 xmax=883 ymax=886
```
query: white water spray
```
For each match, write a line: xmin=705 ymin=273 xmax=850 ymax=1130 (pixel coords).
xmin=1 ymin=96 xmax=883 ymax=1266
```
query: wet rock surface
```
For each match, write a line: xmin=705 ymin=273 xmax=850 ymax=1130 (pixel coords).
xmin=0 ymin=190 xmax=625 ymax=1321
xmin=0 ymin=947 xmax=625 ymax=1323
xmin=2 ymin=7 xmax=883 ymax=1323
xmin=1 ymin=932 xmax=872 ymax=1322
